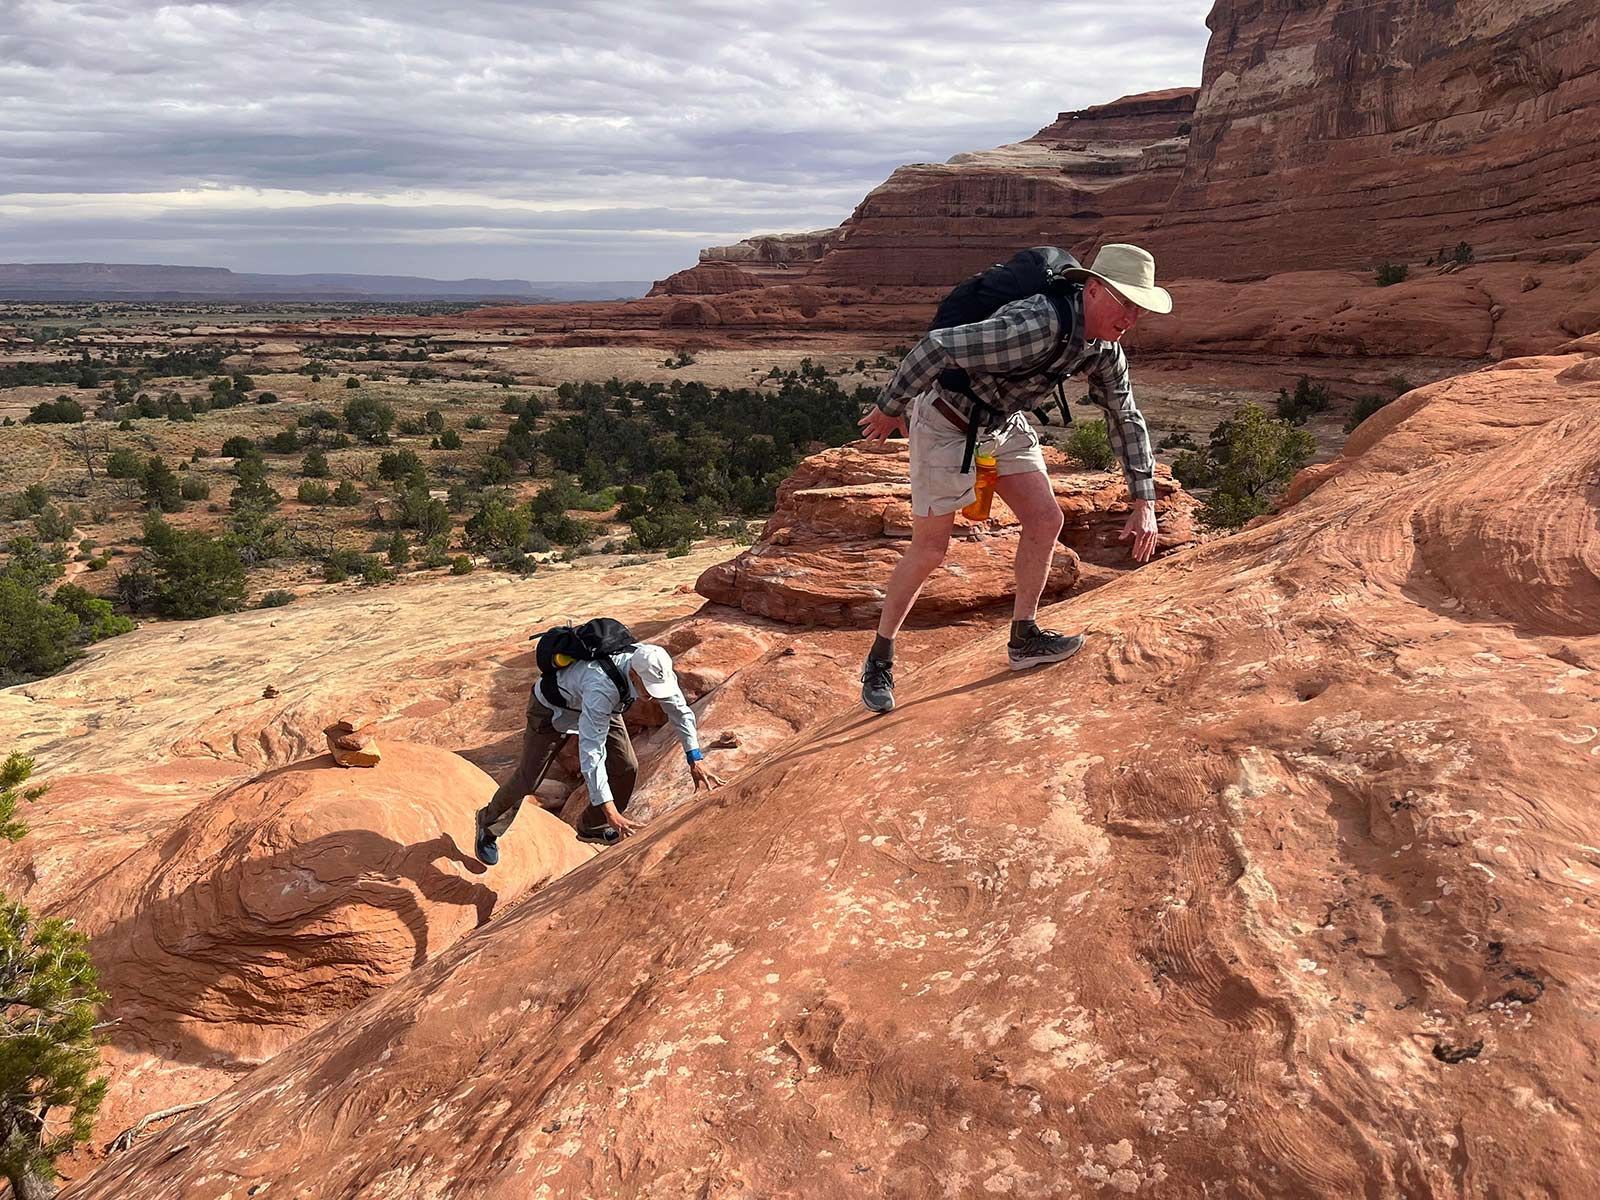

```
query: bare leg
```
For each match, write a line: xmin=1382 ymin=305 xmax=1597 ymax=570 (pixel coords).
xmin=993 ymin=469 xmax=1065 ymax=621
xmin=876 ymin=511 xmax=957 ymax=638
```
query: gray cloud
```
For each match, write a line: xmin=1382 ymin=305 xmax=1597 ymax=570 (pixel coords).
xmin=0 ymin=0 xmax=1212 ymax=279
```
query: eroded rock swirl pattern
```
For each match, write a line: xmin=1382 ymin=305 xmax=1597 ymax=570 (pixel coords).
xmin=74 ymin=351 xmax=1600 ymax=1197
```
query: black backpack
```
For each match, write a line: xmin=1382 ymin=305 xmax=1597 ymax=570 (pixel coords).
xmin=930 ymin=246 xmax=1082 ymax=472
xmin=532 ymin=617 xmax=637 ymax=712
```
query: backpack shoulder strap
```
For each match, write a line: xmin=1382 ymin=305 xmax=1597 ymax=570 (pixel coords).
xmin=597 ymin=653 xmax=634 ymax=711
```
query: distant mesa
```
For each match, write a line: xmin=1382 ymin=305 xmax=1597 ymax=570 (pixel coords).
xmin=0 ymin=262 xmax=650 ymax=302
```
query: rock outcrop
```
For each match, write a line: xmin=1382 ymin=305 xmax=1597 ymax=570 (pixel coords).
xmin=323 ymin=718 xmax=380 ymax=766
xmin=86 ymin=745 xmax=590 ymax=1067
xmin=806 ymin=90 xmax=1196 ymax=290
xmin=646 ymin=262 xmax=766 ymax=297
xmin=696 ymin=441 xmax=1195 ymax=625
xmin=75 ymin=344 xmax=1600 ymax=1198
xmin=1154 ymin=0 xmax=1600 ymax=277
xmin=698 ymin=229 xmax=842 ymax=279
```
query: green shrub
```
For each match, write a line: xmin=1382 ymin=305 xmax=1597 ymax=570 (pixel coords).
xmin=345 ymin=375 xmax=362 ymax=388
xmin=465 ymin=497 xmax=531 ymax=557
xmin=1176 ymin=403 xmax=1316 ymax=529
xmin=1064 ymin=419 xmax=1116 ymax=470
xmin=131 ymin=517 xmax=248 ymax=618
xmin=359 ymin=557 xmax=394 ymax=585
xmin=50 ymin=583 xmax=132 ymax=642
xmin=297 ymin=480 xmax=331 ymax=505
xmin=387 ymin=532 xmax=411 ymax=565
xmin=0 ymin=753 xmax=109 ymax=1200
xmin=321 ymin=549 xmax=365 ymax=583
xmin=1375 ymin=261 xmax=1408 ymax=287
xmin=331 ymin=480 xmax=362 ymax=506
xmin=25 ymin=397 xmax=85 ymax=424
xmin=257 ymin=590 xmax=295 ymax=608
xmin=439 ymin=429 xmax=462 ymax=450
xmin=343 ymin=395 xmax=394 ymax=443
xmin=1275 ymin=376 xmax=1331 ymax=425
xmin=1344 ymin=394 xmax=1396 ymax=433
xmin=230 ymin=459 xmax=280 ymax=511
xmin=142 ymin=457 xmax=183 ymax=513
xmin=449 ymin=555 xmax=474 ymax=575
xmin=301 ymin=448 xmax=330 ymax=478
xmin=33 ymin=503 xmax=80 ymax=542
xmin=464 ymin=415 xmax=488 ymax=431
xmin=105 ymin=447 xmax=146 ymax=480
xmin=180 ymin=475 xmax=211 ymax=501
xmin=0 ymin=578 xmax=81 ymax=683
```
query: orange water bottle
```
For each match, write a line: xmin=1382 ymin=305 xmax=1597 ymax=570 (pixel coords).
xmin=963 ymin=452 xmax=999 ymax=520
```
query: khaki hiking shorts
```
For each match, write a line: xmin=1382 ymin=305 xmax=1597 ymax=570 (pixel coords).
xmin=907 ymin=390 xmax=1047 ymax=518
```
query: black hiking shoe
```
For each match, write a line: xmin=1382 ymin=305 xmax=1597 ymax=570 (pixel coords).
xmin=861 ymin=656 xmax=896 ymax=713
xmin=576 ymin=825 xmax=621 ymax=846
xmin=1007 ymin=628 xmax=1085 ymax=671
xmin=475 ymin=823 xmax=499 ymax=867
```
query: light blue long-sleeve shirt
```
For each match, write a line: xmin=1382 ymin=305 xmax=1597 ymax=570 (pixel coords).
xmin=533 ymin=646 xmax=700 ymax=808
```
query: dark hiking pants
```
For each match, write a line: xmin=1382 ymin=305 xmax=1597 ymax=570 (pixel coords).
xmin=476 ymin=705 xmax=637 ymax=839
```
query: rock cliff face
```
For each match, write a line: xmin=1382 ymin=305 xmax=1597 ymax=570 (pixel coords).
xmin=74 ymin=343 xmax=1600 ymax=1198
xmin=806 ymin=90 xmax=1197 ymax=289
xmin=1143 ymin=0 xmax=1600 ymax=276
xmin=698 ymin=229 xmax=842 ymax=280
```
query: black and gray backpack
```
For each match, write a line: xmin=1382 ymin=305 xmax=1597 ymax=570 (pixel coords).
xmin=532 ymin=617 xmax=636 ymax=712
xmin=930 ymin=246 xmax=1082 ymax=471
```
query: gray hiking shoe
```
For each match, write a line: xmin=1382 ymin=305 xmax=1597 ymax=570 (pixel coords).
xmin=861 ymin=656 xmax=896 ymax=713
xmin=1007 ymin=628 xmax=1085 ymax=671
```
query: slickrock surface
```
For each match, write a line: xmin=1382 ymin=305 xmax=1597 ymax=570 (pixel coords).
xmin=0 ymin=550 xmax=727 ymax=1155
xmin=696 ymin=441 xmax=1194 ymax=625
xmin=78 ymin=745 xmax=592 ymax=1141
xmin=71 ymin=350 xmax=1600 ymax=1197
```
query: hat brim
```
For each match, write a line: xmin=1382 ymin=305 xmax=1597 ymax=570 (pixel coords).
xmin=1061 ymin=267 xmax=1173 ymax=315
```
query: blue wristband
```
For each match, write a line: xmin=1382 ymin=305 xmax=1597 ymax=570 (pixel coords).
xmin=686 ymin=748 xmax=704 ymax=764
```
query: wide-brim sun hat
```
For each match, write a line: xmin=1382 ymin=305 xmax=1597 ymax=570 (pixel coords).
xmin=1063 ymin=243 xmax=1173 ymax=315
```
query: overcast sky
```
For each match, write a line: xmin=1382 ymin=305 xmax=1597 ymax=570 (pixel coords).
xmin=0 ymin=1 xmax=1213 ymax=282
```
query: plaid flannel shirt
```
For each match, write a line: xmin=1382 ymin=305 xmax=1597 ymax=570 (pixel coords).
xmin=875 ymin=290 xmax=1157 ymax=502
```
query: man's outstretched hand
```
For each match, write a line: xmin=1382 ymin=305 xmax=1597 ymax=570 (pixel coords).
xmin=1119 ymin=499 xmax=1160 ymax=563
xmin=690 ymin=760 xmax=725 ymax=792
xmin=603 ymin=802 xmax=641 ymax=837
xmin=859 ymin=407 xmax=907 ymax=443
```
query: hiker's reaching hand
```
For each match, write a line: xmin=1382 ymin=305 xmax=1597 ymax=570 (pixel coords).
xmin=859 ymin=407 xmax=907 ymax=443
xmin=689 ymin=759 xmax=725 ymax=792
xmin=603 ymin=802 xmax=641 ymax=837
xmin=1119 ymin=499 xmax=1160 ymax=563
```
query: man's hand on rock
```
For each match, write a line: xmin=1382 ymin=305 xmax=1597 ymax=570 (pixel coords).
xmin=859 ymin=407 xmax=907 ymax=443
xmin=603 ymin=802 xmax=640 ymax=837
xmin=690 ymin=760 xmax=725 ymax=792
xmin=1120 ymin=499 xmax=1160 ymax=563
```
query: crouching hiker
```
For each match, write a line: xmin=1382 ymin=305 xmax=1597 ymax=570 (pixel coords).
xmin=475 ymin=618 xmax=723 ymax=864
xmin=856 ymin=243 xmax=1172 ymax=714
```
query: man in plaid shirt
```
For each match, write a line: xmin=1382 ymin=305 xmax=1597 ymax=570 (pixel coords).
xmin=856 ymin=243 xmax=1171 ymax=713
